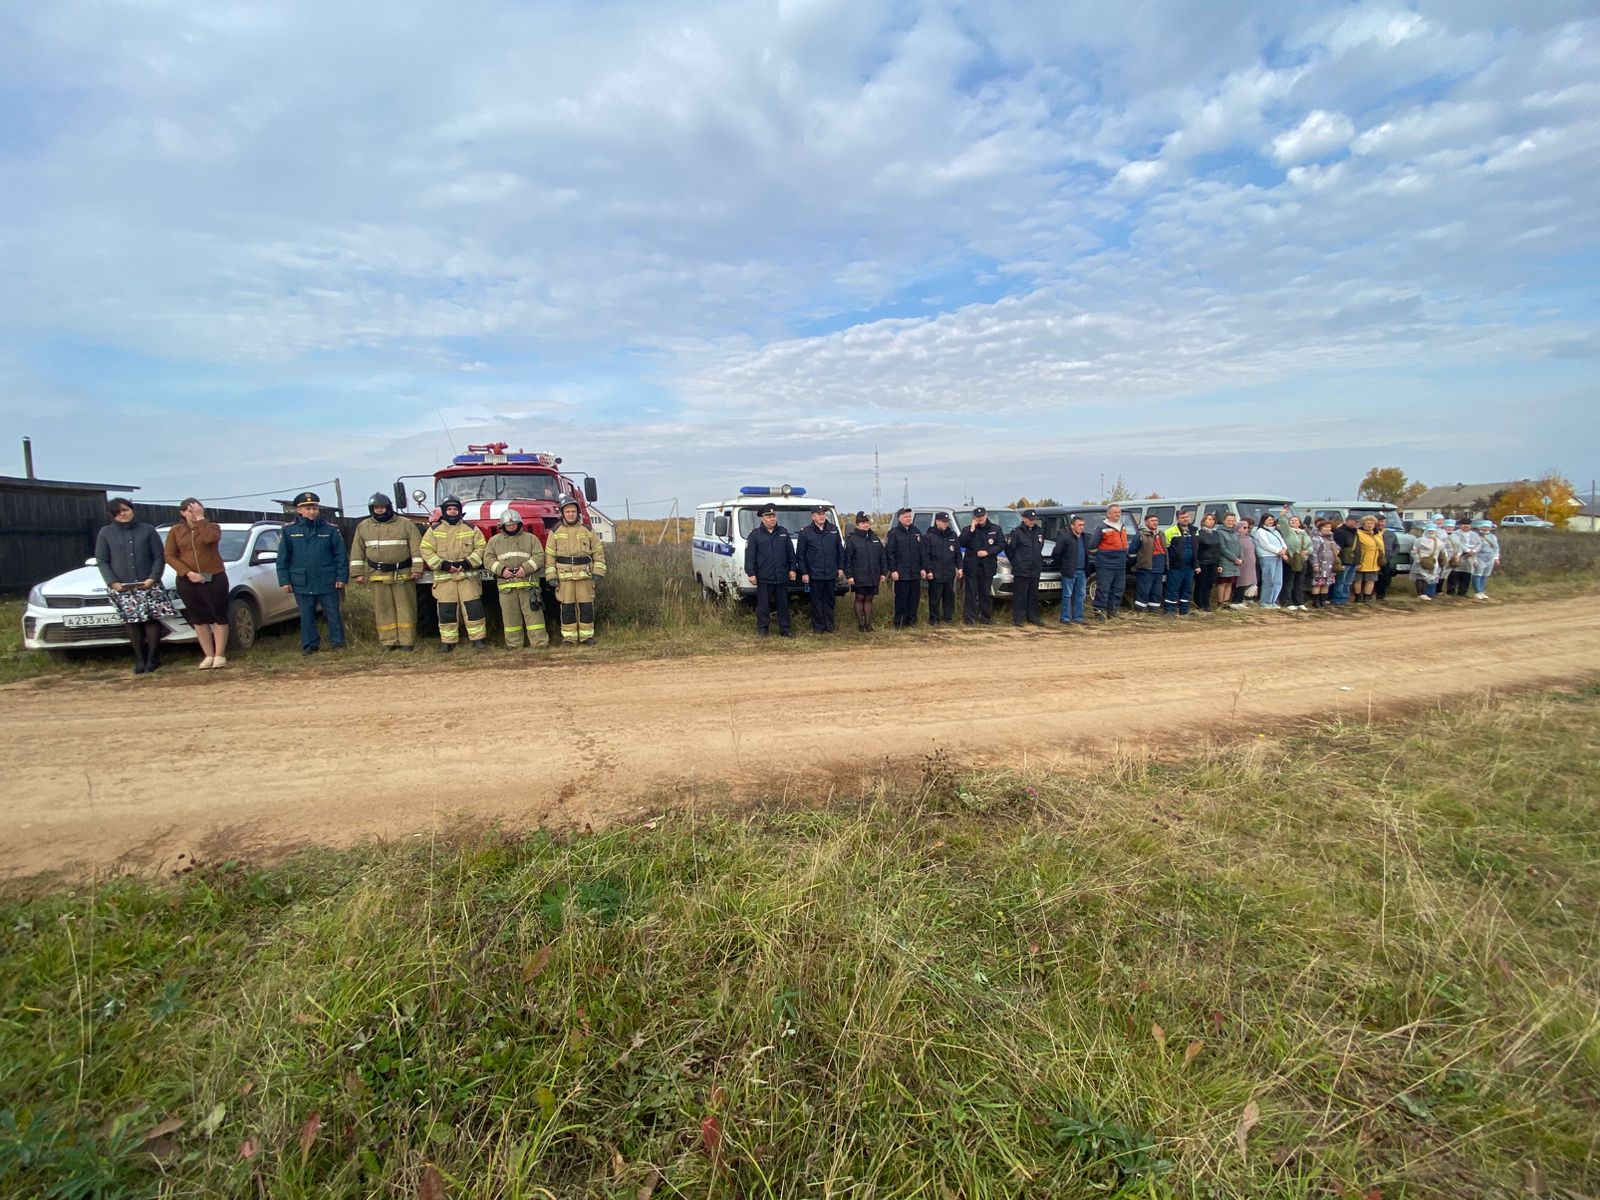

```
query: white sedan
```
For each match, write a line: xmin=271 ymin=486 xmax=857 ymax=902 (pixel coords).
xmin=21 ymin=522 xmax=300 ymax=653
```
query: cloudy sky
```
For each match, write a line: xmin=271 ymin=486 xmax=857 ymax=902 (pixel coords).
xmin=1 ymin=0 xmax=1595 ymax=517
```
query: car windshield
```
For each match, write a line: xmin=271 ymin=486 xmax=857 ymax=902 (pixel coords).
xmin=954 ymin=509 xmax=1022 ymax=533
xmin=1238 ymin=499 xmax=1296 ymax=525
xmin=218 ymin=531 xmax=249 ymax=562
xmin=737 ymin=508 xmax=817 ymax=537
xmin=438 ymin=473 xmax=561 ymax=504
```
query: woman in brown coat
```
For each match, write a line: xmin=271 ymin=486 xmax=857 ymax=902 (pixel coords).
xmin=164 ymin=498 xmax=231 ymax=669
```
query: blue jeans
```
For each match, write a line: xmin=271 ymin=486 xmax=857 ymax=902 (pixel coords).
xmin=1471 ymin=573 xmax=1490 ymax=594
xmin=1135 ymin=566 xmax=1165 ymax=607
xmin=1163 ymin=567 xmax=1195 ymax=614
xmin=1059 ymin=570 xmax=1087 ymax=623
xmin=1258 ymin=556 xmax=1283 ymax=607
xmin=1330 ymin=561 xmax=1357 ymax=604
xmin=295 ymin=590 xmax=345 ymax=650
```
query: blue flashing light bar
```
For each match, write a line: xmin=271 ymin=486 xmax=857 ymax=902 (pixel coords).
xmin=452 ymin=454 xmax=485 ymax=465
xmin=739 ymin=485 xmax=806 ymax=496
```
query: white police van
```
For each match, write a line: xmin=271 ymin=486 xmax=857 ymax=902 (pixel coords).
xmin=692 ymin=486 xmax=845 ymax=601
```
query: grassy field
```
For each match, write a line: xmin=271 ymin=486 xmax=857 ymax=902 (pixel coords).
xmin=2 ymin=529 xmax=1597 ymax=687
xmin=3 ymin=688 xmax=1599 ymax=1198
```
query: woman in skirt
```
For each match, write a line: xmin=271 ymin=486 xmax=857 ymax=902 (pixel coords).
xmin=96 ymin=498 xmax=172 ymax=675
xmin=165 ymin=498 xmax=231 ymax=669
xmin=1234 ymin=517 xmax=1258 ymax=608
xmin=844 ymin=512 xmax=887 ymax=631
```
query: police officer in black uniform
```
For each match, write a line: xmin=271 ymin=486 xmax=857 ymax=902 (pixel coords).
xmin=884 ymin=507 xmax=924 ymax=628
xmin=743 ymin=503 xmax=797 ymax=637
xmin=959 ymin=507 xmax=1004 ymax=625
xmin=1007 ymin=508 xmax=1047 ymax=626
xmin=796 ymin=504 xmax=844 ymax=633
xmin=921 ymin=511 xmax=961 ymax=625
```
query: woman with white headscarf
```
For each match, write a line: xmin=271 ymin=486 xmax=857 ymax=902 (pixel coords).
xmin=1470 ymin=520 xmax=1501 ymax=599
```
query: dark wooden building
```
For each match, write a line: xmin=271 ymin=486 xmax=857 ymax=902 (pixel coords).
xmin=0 ymin=475 xmax=141 ymax=594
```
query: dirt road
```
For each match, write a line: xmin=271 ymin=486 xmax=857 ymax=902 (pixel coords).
xmin=3 ymin=594 xmax=1597 ymax=879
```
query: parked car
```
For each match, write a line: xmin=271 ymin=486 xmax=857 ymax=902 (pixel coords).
xmin=21 ymin=522 xmax=298 ymax=654
xmin=1498 ymin=514 xmax=1553 ymax=528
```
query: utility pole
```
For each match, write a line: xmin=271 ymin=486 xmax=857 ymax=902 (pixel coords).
xmin=901 ymin=477 xmax=909 ymax=509
xmin=872 ymin=445 xmax=882 ymax=523
xmin=334 ymin=476 xmax=344 ymax=516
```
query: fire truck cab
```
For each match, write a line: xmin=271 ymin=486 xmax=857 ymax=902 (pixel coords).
xmin=395 ymin=443 xmax=599 ymax=587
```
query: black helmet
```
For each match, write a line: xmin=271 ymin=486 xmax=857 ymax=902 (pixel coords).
xmin=440 ymin=495 xmax=463 ymax=512
xmin=367 ymin=492 xmax=391 ymax=514
xmin=557 ymin=493 xmax=580 ymax=512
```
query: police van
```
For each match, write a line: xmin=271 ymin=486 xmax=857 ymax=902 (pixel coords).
xmin=692 ymin=486 xmax=846 ymax=601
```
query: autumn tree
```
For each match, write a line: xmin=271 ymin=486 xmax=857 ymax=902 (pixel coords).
xmin=1358 ymin=467 xmax=1427 ymax=507
xmin=1489 ymin=473 xmax=1580 ymax=527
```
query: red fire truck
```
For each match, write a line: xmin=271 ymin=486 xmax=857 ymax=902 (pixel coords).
xmin=394 ymin=443 xmax=600 ymax=626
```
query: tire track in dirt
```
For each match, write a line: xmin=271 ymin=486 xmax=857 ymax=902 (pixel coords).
xmin=2 ymin=594 xmax=1596 ymax=879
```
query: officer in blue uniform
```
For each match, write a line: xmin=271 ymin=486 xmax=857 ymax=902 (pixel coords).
xmin=277 ymin=491 xmax=349 ymax=654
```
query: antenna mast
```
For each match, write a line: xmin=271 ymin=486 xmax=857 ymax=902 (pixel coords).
xmin=873 ymin=445 xmax=882 ymax=522
xmin=901 ymin=477 xmax=909 ymax=509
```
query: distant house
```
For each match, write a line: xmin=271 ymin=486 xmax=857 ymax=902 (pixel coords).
xmin=1569 ymin=502 xmax=1600 ymax=534
xmin=1402 ymin=481 xmax=1525 ymax=523
xmin=588 ymin=506 xmax=617 ymax=543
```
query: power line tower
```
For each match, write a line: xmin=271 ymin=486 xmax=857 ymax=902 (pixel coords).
xmin=901 ymin=477 xmax=909 ymax=510
xmin=872 ymin=445 xmax=882 ymax=522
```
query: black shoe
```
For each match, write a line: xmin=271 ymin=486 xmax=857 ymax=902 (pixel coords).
xmin=132 ymin=663 xmax=148 ymax=676
xmin=302 ymin=646 xmax=320 ymax=656
xmin=398 ymin=645 xmax=414 ymax=652
xmin=779 ymin=631 xmax=795 ymax=638
xmin=1029 ymin=620 xmax=1047 ymax=627
xmin=439 ymin=643 xmax=455 ymax=654
xmin=472 ymin=639 xmax=489 ymax=649
xmin=385 ymin=645 xmax=401 ymax=652
xmin=580 ymin=637 xmax=595 ymax=645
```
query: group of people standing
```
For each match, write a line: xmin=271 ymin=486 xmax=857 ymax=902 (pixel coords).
xmin=740 ymin=501 xmax=1508 ymax=637
xmin=95 ymin=489 xmax=608 ymax=675
xmin=743 ymin=504 xmax=1054 ymax=635
xmin=94 ymin=497 xmax=232 ymax=675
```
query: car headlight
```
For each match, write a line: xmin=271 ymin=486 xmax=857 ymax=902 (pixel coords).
xmin=27 ymin=584 xmax=44 ymax=607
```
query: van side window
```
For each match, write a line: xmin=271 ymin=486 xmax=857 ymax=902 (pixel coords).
xmin=1204 ymin=503 xmax=1229 ymax=521
xmin=1121 ymin=508 xmax=1142 ymax=530
xmin=703 ymin=513 xmax=713 ymax=535
xmin=1149 ymin=506 xmax=1175 ymax=526
xmin=1315 ymin=509 xmax=1342 ymax=523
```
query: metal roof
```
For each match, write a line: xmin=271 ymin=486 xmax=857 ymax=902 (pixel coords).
xmin=0 ymin=475 xmax=139 ymax=493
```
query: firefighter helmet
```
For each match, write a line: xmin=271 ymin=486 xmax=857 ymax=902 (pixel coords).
xmin=500 ymin=509 xmax=523 ymax=528
xmin=367 ymin=492 xmax=392 ymax=514
xmin=440 ymin=495 xmax=463 ymax=512
xmin=557 ymin=493 xmax=580 ymax=513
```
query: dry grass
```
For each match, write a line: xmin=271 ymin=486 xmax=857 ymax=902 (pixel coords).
xmin=3 ymin=687 xmax=1599 ymax=1197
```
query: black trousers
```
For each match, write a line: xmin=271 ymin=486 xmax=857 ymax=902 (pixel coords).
xmin=755 ymin=582 xmax=791 ymax=633
xmin=892 ymin=578 xmax=920 ymax=627
xmin=963 ymin=569 xmax=995 ymax=623
xmin=926 ymin=579 xmax=956 ymax=624
xmin=1447 ymin=570 xmax=1471 ymax=596
xmin=1375 ymin=564 xmax=1396 ymax=600
xmin=1285 ymin=563 xmax=1311 ymax=607
xmin=808 ymin=583 xmax=836 ymax=632
xmin=1196 ymin=562 xmax=1218 ymax=611
xmin=1011 ymin=574 xmax=1041 ymax=624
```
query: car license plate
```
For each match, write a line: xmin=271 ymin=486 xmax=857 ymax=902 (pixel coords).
xmin=1039 ymin=580 xmax=1061 ymax=590
xmin=63 ymin=613 xmax=122 ymax=629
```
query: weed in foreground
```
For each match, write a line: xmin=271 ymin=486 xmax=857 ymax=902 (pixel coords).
xmin=3 ymin=689 xmax=1599 ymax=1197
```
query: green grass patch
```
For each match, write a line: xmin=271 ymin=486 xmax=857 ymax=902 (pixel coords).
xmin=4 ymin=691 xmax=1600 ymax=1197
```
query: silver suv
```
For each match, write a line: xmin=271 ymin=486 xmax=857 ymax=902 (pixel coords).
xmin=21 ymin=522 xmax=299 ymax=654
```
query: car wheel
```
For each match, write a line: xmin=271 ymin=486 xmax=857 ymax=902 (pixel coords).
xmin=228 ymin=594 xmax=261 ymax=650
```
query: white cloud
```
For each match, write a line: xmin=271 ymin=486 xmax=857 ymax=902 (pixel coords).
xmin=1270 ymin=110 xmax=1355 ymax=164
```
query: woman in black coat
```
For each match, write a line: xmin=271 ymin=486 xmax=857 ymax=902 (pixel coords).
xmin=843 ymin=513 xmax=887 ymax=631
xmin=95 ymin=498 xmax=172 ymax=675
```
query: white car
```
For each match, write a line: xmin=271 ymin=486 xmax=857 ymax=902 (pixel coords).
xmin=22 ymin=522 xmax=299 ymax=653
xmin=1498 ymin=514 xmax=1552 ymax=528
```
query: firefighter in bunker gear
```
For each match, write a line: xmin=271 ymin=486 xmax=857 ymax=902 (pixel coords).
xmin=349 ymin=492 xmax=423 ymax=650
xmin=484 ymin=510 xmax=548 ymax=649
xmin=544 ymin=495 xmax=606 ymax=644
xmin=420 ymin=495 xmax=489 ymax=650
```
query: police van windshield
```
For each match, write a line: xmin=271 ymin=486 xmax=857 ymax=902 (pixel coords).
xmin=438 ymin=474 xmax=561 ymax=504
xmin=737 ymin=508 xmax=817 ymax=537
xmin=954 ymin=509 xmax=1022 ymax=533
